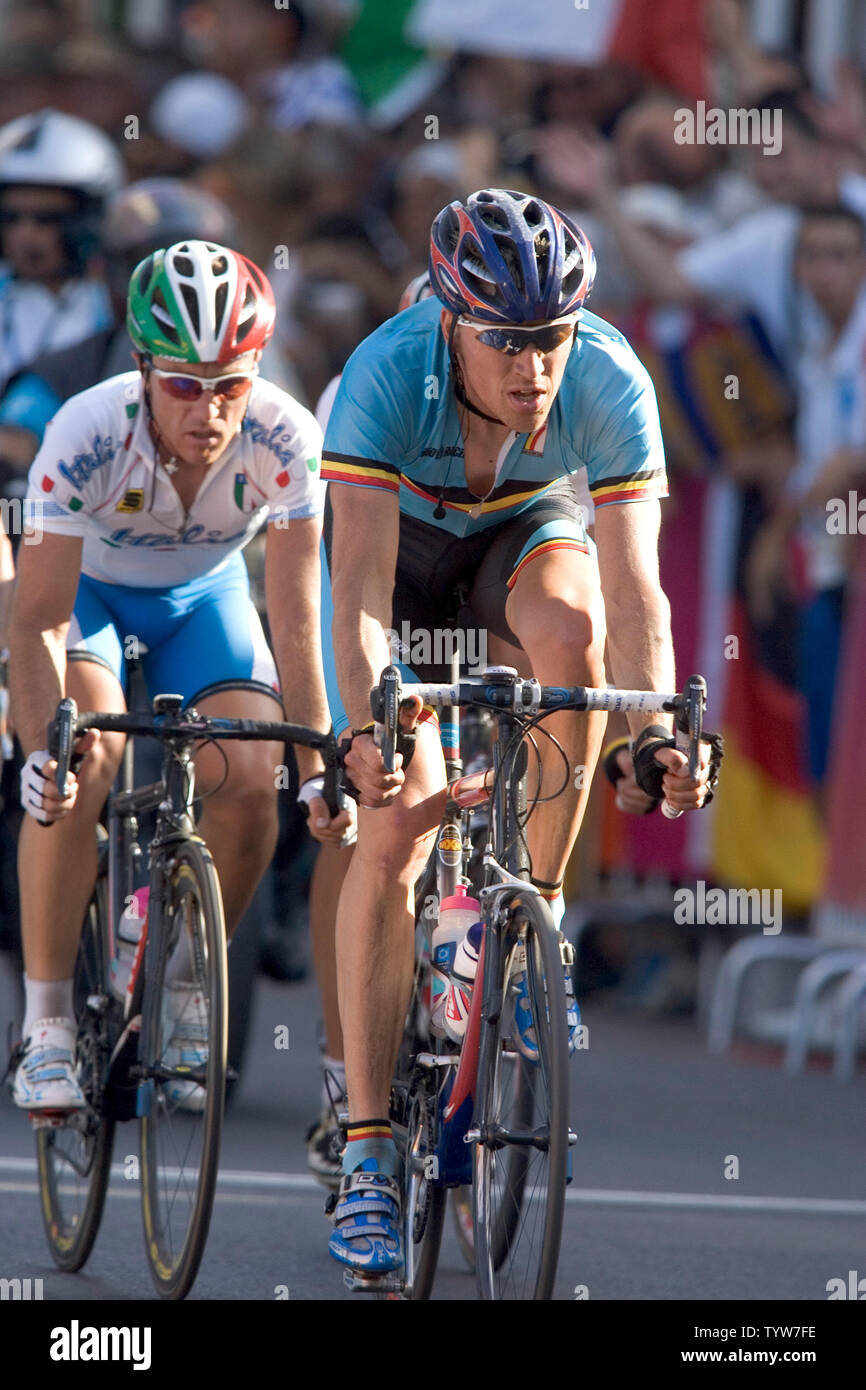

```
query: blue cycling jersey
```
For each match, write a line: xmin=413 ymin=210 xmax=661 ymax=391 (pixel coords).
xmin=321 ymin=297 xmax=667 ymax=535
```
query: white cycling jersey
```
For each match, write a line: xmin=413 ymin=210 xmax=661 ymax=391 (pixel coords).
xmin=25 ymin=371 xmax=324 ymax=588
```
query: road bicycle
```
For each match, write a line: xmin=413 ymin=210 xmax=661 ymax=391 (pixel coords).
xmin=35 ymin=691 xmax=339 ymax=1300
xmin=345 ymin=664 xmax=706 ymax=1300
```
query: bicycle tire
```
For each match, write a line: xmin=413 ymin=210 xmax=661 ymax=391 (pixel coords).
xmin=472 ymin=891 xmax=568 ymax=1300
xmin=139 ymin=837 xmax=227 ymax=1300
xmin=401 ymin=1075 xmax=448 ymax=1300
xmin=450 ymin=1054 xmax=535 ymax=1275
xmin=459 ymin=819 xmax=535 ymax=1274
xmin=36 ymin=854 xmax=117 ymax=1272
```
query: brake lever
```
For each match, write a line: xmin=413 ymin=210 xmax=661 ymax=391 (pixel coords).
xmin=375 ymin=665 xmax=401 ymax=775
xmin=661 ymin=675 xmax=706 ymax=820
xmin=49 ymin=697 xmax=78 ymax=799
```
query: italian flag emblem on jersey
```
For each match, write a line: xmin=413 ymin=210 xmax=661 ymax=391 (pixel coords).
xmin=234 ymin=472 xmax=246 ymax=509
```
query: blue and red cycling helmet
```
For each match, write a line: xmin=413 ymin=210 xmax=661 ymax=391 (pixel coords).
xmin=429 ymin=188 xmax=596 ymax=324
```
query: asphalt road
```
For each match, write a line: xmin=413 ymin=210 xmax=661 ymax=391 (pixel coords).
xmin=1 ymin=950 xmax=865 ymax=1303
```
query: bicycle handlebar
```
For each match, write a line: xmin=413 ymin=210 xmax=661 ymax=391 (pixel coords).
xmin=371 ymin=664 xmax=708 ymax=815
xmin=48 ymin=698 xmax=342 ymax=816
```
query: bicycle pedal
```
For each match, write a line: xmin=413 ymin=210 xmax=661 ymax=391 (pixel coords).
xmin=342 ymin=1269 xmax=405 ymax=1295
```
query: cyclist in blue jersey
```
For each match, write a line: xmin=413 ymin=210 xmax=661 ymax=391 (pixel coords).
xmin=7 ymin=240 xmax=349 ymax=1115
xmin=322 ymin=189 xmax=717 ymax=1277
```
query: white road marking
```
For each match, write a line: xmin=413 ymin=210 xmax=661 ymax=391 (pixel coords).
xmin=2 ymin=1157 xmax=865 ymax=1214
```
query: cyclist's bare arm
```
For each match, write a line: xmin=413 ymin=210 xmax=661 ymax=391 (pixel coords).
xmin=265 ymin=514 xmax=351 ymax=843
xmin=8 ymin=531 xmax=82 ymax=755
xmin=595 ymin=499 xmax=674 ymax=733
xmin=329 ymin=482 xmax=406 ymax=805
xmin=595 ymin=499 xmax=712 ymax=809
xmin=265 ymin=515 xmax=331 ymax=784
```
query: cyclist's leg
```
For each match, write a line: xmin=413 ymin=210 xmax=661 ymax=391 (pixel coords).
xmin=328 ymin=724 xmax=444 ymax=1270
xmin=310 ymin=841 xmax=350 ymax=1064
xmin=140 ymin=557 xmax=283 ymax=937
xmin=12 ymin=578 xmax=126 ymax=1107
xmin=470 ymin=504 xmax=607 ymax=894
xmin=338 ymin=724 xmax=445 ymax=1127
xmin=190 ymin=684 xmax=282 ymax=936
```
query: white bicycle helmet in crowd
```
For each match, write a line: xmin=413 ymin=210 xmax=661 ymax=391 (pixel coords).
xmin=0 ymin=109 xmax=125 ymax=273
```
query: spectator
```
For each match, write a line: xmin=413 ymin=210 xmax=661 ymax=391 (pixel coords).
xmin=0 ymin=109 xmax=124 ymax=491
xmin=0 ymin=177 xmax=240 ymax=485
xmin=179 ymin=0 xmax=362 ymax=132
xmin=544 ymin=101 xmax=866 ymax=375
xmin=747 ymin=206 xmax=866 ymax=788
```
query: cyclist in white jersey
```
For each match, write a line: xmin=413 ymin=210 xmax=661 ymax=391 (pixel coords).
xmin=7 ymin=239 xmax=349 ymax=1113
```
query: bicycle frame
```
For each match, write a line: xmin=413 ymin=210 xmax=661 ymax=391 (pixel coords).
xmin=50 ymin=693 xmax=341 ymax=1114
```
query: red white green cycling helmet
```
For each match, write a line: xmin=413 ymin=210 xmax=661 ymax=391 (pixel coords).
xmin=127 ymin=239 xmax=276 ymax=363
xmin=429 ymin=188 xmax=595 ymax=324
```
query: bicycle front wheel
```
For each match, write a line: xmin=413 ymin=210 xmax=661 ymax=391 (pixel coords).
xmin=139 ymin=838 xmax=227 ymax=1300
xmin=472 ymin=892 xmax=569 ymax=1299
xmin=37 ymin=857 xmax=116 ymax=1271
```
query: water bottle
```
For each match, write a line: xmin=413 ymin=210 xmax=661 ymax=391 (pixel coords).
xmin=443 ymin=919 xmax=484 ymax=1043
xmin=430 ymin=886 xmax=480 ymax=1037
xmin=110 ymin=887 xmax=149 ymax=1001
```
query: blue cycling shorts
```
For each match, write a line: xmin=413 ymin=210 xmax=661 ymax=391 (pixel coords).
xmin=68 ymin=551 xmax=279 ymax=705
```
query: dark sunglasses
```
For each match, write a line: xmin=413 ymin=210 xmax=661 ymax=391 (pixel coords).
xmin=457 ymin=315 xmax=577 ymax=355
xmin=149 ymin=366 xmax=258 ymax=401
xmin=0 ymin=208 xmax=69 ymax=227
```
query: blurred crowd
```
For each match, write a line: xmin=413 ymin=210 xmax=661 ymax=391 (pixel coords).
xmin=1 ymin=0 xmax=866 ymax=975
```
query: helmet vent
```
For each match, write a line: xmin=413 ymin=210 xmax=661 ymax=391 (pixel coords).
xmin=214 ymin=281 xmax=228 ymax=333
xmin=237 ymin=283 xmax=257 ymax=331
xmin=478 ymin=205 xmax=508 ymax=231
xmin=523 ymin=200 xmax=544 ymax=227
xmin=441 ymin=206 xmax=460 ymax=254
xmin=534 ymin=229 xmax=551 ymax=290
xmin=180 ymin=283 xmax=200 ymax=336
xmin=151 ymin=287 xmax=180 ymax=345
xmin=211 ymin=253 xmax=228 ymax=276
xmin=138 ymin=256 xmax=154 ymax=296
xmin=460 ymin=235 xmax=499 ymax=297
xmin=173 ymin=254 xmax=194 ymax=277
xmin=495 ymin=238 xmax=524 ymax=293
xmin=560 ymin=228 xmax=582 ymax=296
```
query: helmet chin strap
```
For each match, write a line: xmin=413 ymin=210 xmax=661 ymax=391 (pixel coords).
xmin=447 ymin=315 xmax=506 ymax=426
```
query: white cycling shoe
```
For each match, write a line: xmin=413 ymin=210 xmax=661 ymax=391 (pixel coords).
xmin=10 ymin=1017 xmax=86 ymax=1111
xmin=162 ymin=984 xmax=209 ymax=1112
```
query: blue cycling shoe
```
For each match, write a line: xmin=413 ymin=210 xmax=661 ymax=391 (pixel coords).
xmin=513 ymin=935 xmax=581 ymax=1063
xmin=327 ymin=1159 xmax=403 ymax=1275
